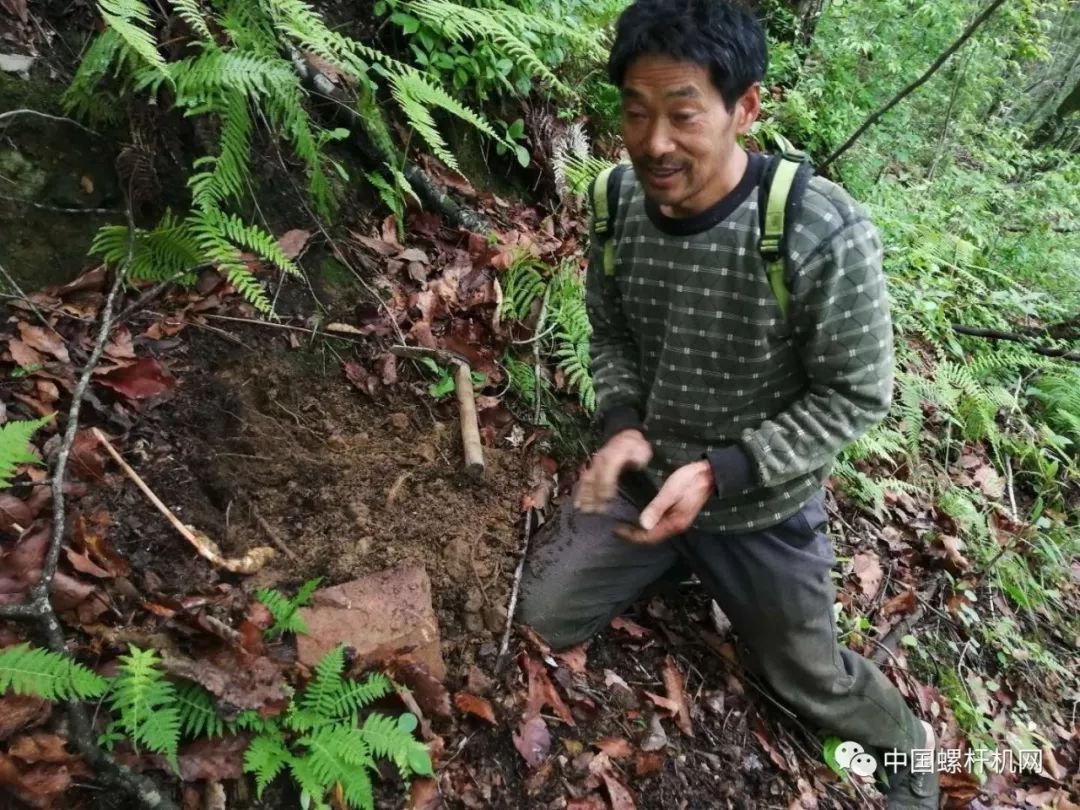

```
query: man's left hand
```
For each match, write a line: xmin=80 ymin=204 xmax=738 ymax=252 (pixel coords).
xmin=615 ymin=460 xmax=714 ymax=545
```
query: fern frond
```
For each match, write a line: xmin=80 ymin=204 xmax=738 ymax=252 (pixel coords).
xmin=257 ymin=577 xmax=321 ymax=639
xmin=359 ymin=712 xmax=433 ymax=780
xmin=168 ymin=0 xmax=213 ymax=41
xmin=62 ymin=29 xmax=127 ymax=122
xmin=109 ymin=646 xmax=181 ymax=771
xmin=98 ymin=0 xmax=171 ymax=81
xmin=176 ymin=680 xmax=224 ymax=739
xmin=296 ymin=725 xmax=376 ymax=809
xmin=499 ymin=257 xmax=545 ymax=321
xmin=0 ymin=643 xmax=110 ymax=701
xmin=244 ymin=730 xmax=292 ymax=796
xmin=0 ymin=416 xmax=51 ymax=489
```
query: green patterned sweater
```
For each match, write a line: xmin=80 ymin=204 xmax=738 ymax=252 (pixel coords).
xmin=587 ymin=150 xmax=895 ymax=533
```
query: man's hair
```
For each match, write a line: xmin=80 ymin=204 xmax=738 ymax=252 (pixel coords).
xmin=608 ymin=0 xmax=768 ymax=111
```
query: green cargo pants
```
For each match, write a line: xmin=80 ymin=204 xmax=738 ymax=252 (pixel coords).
xmin=518 ymin=485 xmax=925 ymax=755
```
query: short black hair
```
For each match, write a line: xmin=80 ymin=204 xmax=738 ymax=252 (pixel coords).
xmin=608 ymin=0 xmax=768 ymax=111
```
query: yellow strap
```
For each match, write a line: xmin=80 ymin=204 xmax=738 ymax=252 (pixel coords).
xmin=762 ymin=157 xmax=800 ymax=319
xmin=591 ymin=165 xmax=619 ymax=276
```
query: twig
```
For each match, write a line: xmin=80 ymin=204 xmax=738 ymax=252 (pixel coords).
xmin=496 ymin=508 xmax=535 ymax=672
xmin=871 ymin=574 xmax=946 ymax=667
xmin=820 ymin=0 xmax=1008 ymax=170
xmin=92 ymin=428 xmax=275 ymax=574
xmin=250 ymin=502 xmax=299 ymax=562
xmin=951 ymin=323 xmax=1080 ymax=362
xmin=0 ymin=259 xmax=58 ymax=332
xmin=201 ymin=312 xmax=365 ymax=343
xmin=0 ymin=192 xmax=118 ymax=215
xmin=0 ymin=108 xmax=101 ymax=137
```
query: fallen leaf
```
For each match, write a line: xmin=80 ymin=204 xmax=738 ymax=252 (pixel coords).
xmin=599 ymin=768 xmax=636 ymax=810
xmin=349 ymin=231 xmax=400 ymax=256
xmin=882 ymin=589 xmax=917 ymax=617
xmin=635 ymin=750 xmax=665 ymax=776
xmin=603 ymin=669 xmax=630 ymax=690
xmin=454 ymin=692 xmax=496 ymax=725
xmin=343 ymin=361 xmax=379 ymax=397
xmin=8 ymin=339 xmax=44 ymax=369
xmin=639 ymin=714 xmax=668 ymax=752
xmin=277 ymin=229 xmax=311 ymax=260
xmin=398 ymin=248 xmax=429 ymax=264
xmin=513 ymin=716 xmax=550 ymax=768
xmin=973 ymin=465 xmax=1005 ymax=499
xmin=17 ymin=324 xmax=69 ymax=364
xmin=610 ymin=616 xmax=650 ymax=638
xmin=660 ymin=655 xmax=693 ymax=737
xmin=68 ymin=429 xmax=105 ymax=483
xmin=376 ymin=353 xmax=397 ymax=386
xmin=406 ymin=778 xmax=441 ymax=810
xmin=555 ymin=644 xmax=588 ymax=674
xmin=939 ymin=535 xmax=970 ymax=571
xmin=65 ymin=548 xmax=111 ymax=579
xmin=567 ymin=796 xmax=607 ymax=810
xmin=8 ymin=734 xmax=74 ymax=765
xmin=595 ymin=737 xmax=634 ymax=759
xmin=324 ymin=322 xmax=366 ymax=335
xmin=0 ymin=495 xmax=33 ymax=533
xmin=96 ymin=357 xmax=176 ymax=400
xmin=0 ymin=695 xmax=50 ymax=741
xmin=750 ymin=716 xmax=790 ymax=773
xmin=104 ymin=328 xmax=137 ymax=361
xmin=852 ymin=552 xmax=883 ymax=599
xmin=388 ymin=658 xmax=451 ymax=720
xmin=523 ymin=655 xmax=575 ymax=726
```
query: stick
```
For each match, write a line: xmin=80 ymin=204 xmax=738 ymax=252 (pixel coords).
xmin=496 ymin=508 xmax=535 ymax=672
xmin=250 ymin=502 xmax=299 ymax=562
xmin=92 ymin=428 xmax=275 ymax=574
xmin=820 ymin=0 xmax=1008 ymax=170
xmin=454 ymin=362 xmax=485 ymax=478
xmin=951 ymin=324 xmax=1080 ymax=362
xmin=0 ymin=108 xmax=101 ymax=136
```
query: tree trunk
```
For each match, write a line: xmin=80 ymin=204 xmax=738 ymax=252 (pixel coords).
xmin=1015 ymin=1 xmax=1080 ymax=148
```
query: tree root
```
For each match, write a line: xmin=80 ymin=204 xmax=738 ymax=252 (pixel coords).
xmin=289 ymin=51 xmax=491 ymax=234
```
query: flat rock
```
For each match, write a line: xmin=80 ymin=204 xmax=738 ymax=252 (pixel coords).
xmin=297 ymin=564 xmax=445 ymax=680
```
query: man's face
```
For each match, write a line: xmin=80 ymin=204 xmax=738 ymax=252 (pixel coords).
xmin=620 ymin=55 xmax=760 ymax=217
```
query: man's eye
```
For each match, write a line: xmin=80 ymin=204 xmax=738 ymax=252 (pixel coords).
xmin=672 ymin=112 xmax=696 ymax=124
xmin=623 ymin=109 xmax=646 ymax=120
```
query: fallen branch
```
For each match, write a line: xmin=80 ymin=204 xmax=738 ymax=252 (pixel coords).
xmin=0 ymin=238 xmax=180 ymax=809
xmin=821 ymin=0 xmax=1008 ymax=170
xmin=92 ymin=428 xmax=275 ymax=574
xmin=0 ymin=108 xmax=102 ymax=137
xmin=496 ymin=507 xmax=535 ymax=673
xmin=250 ymin=501 xmax=299 ymax=562
xmin=951 ymin=324 xmax=1080 ymax=362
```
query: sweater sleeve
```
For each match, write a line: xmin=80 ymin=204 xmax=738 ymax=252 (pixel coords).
xmin=585 ymin=238 xmax=647 ymax=434
xmin=738 ymin=217 xmax=894 ymax=488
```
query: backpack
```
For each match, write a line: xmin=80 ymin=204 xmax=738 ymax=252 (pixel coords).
xmin=589 ymin=135 xmax=813 ymax=320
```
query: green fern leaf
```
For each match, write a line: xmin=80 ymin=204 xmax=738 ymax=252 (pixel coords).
xmin=0 ymin=643 xmax=110 ymax=701
xmin=109 ymin=646 xmax=181 ymax=771
xmin=0 ymin=416 xmax=51 ymax=489
xmin=244 ymin=731 xmax=292 ymax=796
xmin=97 ymin=0 xmax=172 ymax=81
xmin=176 ymin=680 xmax=224 ymax=739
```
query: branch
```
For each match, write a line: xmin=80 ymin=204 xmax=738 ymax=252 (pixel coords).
xmin=820 ymin=0 xmax=1008 ymax=171
xmin=0 ymin=108 xmax=102 ymax=137
xmin=952 ymin=324 xmax=1080 ymax=362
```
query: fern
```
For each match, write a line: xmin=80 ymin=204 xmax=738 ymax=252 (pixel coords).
xmin=98 ymin=0 xmax=171 ymax=82
xmin=108 ymin=646 xmax=181 ymax=771
xmin=176 ymin=680 xmax=225 ymax=739
xmin=244 ymin=730 xmax=292 ymax=797
xmin=257 ymin=577 xmax=321 ymax=639
xmin=291 ymin=644 xmax=393 ymax=730
xmin=169 ymin=0 xmax=213 ymax=41
xmin=499 ymin=256 xmax=545 ymax=321
xmin=547 ymin=264 xmax=595 ymax=411
xmin=295 ymin=725 xmax=376 ymax=809
xmin=0 ymin=416 xmax=51 ymax=489
xmin=0 ymin=644 xmax=109 ymax=701
xmin=360 ymin=712 xmax=433 ymax=780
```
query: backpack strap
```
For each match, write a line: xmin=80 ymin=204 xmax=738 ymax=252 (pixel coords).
xmin=759 ymin=135 xmax=812 ymax=320
xmin=590 ymin=162 xmax=631 ymax=276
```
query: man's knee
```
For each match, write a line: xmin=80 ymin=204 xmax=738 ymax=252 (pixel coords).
xmin=517 ymin=574 xmax=601 ymax=651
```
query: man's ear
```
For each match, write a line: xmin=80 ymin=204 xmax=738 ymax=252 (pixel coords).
xmin=734 ymin=83 xmax=762 ymax=135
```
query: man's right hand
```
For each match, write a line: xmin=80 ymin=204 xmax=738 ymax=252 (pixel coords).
xmin=574 ymin=429 xmax=652 ymax=514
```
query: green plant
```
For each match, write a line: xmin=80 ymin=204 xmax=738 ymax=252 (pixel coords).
xmin=1 ymin=639 xmax=431 ymax=810
xmin=258 ymin=576 xmax=323 ymax=639
xmin=65 ymin=0 xmax=522 ymax=312
xmin=0 ymin=415 xmax=51 ymax=489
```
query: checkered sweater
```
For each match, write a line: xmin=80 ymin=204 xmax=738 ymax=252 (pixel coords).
xmin=587 ymin=151 xmax=894 ymax=532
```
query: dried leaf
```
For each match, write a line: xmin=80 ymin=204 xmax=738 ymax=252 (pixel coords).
xmin=852 ymin=552 xmax=883 ymax=599
xmin=8 ymin=339 xmax=45 ymax=369
xmin=639 ymin=714 xmax=667 ymax=752
xmin=595 ymin=737 xmax=634 ymax=759
xmin=65 ymin=548 xmax=111 ymax=579
xmin=398 ymin=248 xmax=429 ymax=264
xmin=939 ymin=535 xmax=970 ymax=571
xmin=104 ymin=328 xmax=137 ymax=361
xmin=343 ymin=361 xmax=380 ymax=397
xmin=660 ymin=655 xmax=693 ymax=737
xmin=599 ymin=767 xmax=636 ymax=810
xmin=96 ymin=357 xmax=176 ymax=400
xmin=635 ymin=750 xmax=665 ymax=776
xmin=610 ymin=616 xmax=650 ymax=638
xmin=277 ymin=229 xmax=311 ymax=260
xmin=0 ymin=494 xmax=33 ymax=533
xmin=350 ymin=231 xmax=399 ymax=256
xmin=406 ymin=778 xmax=441 ymax=810
xmin=68 ymin=429 xmax=105 ymax=483
xmin=882 ymin=589 xmax=916 ymax=617
xmin=555 ymin=644 xmax=588 ymax=674
xmin=8 ymin=734 xmax=74 ymax=765
xmin=454 ymin=692 xmax=497 ymax=725
xmin=523 ymin=655 xmax=575 ymax=726
xmin=324 ymin=322 xmax=366 ymax=335
xmin=513 ymin=716 xmax=550 ymax=768
xmin=0 ymin=695 xmax=50 ymax=741
xmin=17 ymin=324 xmax=69 ymax=364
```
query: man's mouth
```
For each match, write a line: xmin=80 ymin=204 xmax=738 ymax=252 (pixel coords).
xmin=644 ymin=165 xmax=683 ymax=187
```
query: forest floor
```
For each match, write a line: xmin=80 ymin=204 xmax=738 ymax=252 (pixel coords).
xmin=1 ymin=4 xmax=1078 ymax=810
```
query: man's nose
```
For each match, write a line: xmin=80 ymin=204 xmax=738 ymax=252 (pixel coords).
xmin=642 ymin=120 xmax=675 ymax=159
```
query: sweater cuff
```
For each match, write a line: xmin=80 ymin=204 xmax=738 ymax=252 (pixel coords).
xmin=601 ymin=405 xmax=644 ymax=441
xmin=705 ymin=444 xmax=756 ymax=496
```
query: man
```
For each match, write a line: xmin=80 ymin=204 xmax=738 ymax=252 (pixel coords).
xmin=518 ymin=1 xmax=939 ymax=807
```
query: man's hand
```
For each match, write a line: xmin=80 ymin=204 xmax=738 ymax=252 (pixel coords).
xmin=574 ymin=430 xmax=652 ymax=514
xmin=614 ymin=460 xmax=714 ymax=545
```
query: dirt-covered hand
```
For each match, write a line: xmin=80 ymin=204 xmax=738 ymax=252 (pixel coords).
xmin=614 ymin=460 xmax=713 ymax=545
xmin=574 ymin=430 xmax=652 ymax=514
